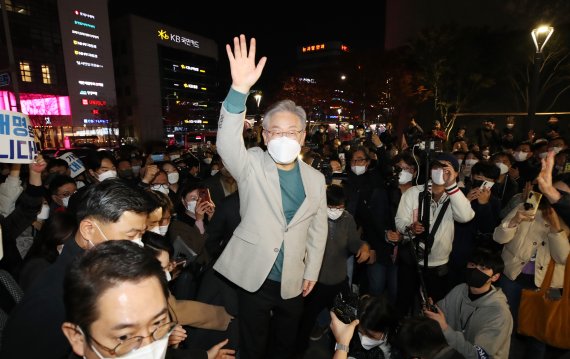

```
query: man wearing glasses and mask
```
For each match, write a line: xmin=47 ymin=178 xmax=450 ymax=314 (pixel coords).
xmin=214 ymin=35 xmax=327 ymax=358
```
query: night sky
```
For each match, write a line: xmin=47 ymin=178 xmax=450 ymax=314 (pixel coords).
xmin=109 ymin=2 xmax=387 ymax=92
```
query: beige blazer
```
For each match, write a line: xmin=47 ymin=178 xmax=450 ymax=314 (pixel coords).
xmin=493 ymin=204 xmax=570 ymax=288
xmin=213 ymin=106 xmax=328 ymax=299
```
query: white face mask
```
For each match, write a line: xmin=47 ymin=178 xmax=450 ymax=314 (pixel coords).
xmin=513 ymin=151 xmax=528 ymax=162
xmin=457 ymin=159 xmax=463 ymax=167
xmin=465 ymin=159 xmax=478 ymax=167
xmin=431 ymin=168 xmax=445 ymax=185
xmin=398 ymin=170 xmax=414 ymax=185
xmin=97 ymin=170 xmax=117 ymax=182
xmin=167 ymin=172 xmax=179 ymax=184
xmin=210 ymin=169 xmax=219 ymax=176
xmin=165 ymin=270 xmax=172 ymax=282
xmin=203 ymin=157 xmax=212 ymax=165
xmin=358 ymin=332 xmax=386 ymax=350
xmin=495 ymin=162 xmax=509 ymax=175
xmin=351 ymin=165 xmax=366 ymax=176
xmin=88 ymin=329 xmax=169 ymax=359
xmin=89 ymin=221 xmax=110 ymax=249
xmin=56 ymin=244 xmax=64 ymax=254
xmin=551 ymin=146 xmax=563 ymax=155
xmin=159 ymin=225 xmax=169 ymax=236
xmin=76 ymin=180 xmax=86 ymax=189
xmin=169 ymin=154 xmax=180 ymax=161
xmin=267 ymin=136 xmax=301 ymax=164
xmin=149 ymin=226 xmax=161 ymax=235
xmin=539 ymin=152 xmax=548 ymax=159
xmin=186 ymin=200 xmax=197 ymax=213
xmin=327 ymin=208 xmax=343 ymax=220
xmin=132 ymin=165 xmax=141 ymax=176
xmin=132 ymin=237 xmax=144 ymax=248
xmin=151 ymin=185 xmax=170 ymax=195
xmin=37 ymin=204 xmax=50 ymax=220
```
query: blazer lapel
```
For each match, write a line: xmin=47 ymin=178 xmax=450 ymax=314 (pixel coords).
xmin=263 ymin=152 xmax=286 ymax=225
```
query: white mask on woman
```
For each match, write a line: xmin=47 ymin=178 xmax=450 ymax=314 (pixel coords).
xmin=186 ymin=200 xmax=197 ymax=213
xmin=495 ymin=162 xmax=509 ymax=175
xmin=513 ymin=151 xmax=528 ymax=162
xmin=358 ymin=332 xmax=386 ymax=350
xmin=351 ymin=166 xmax=366 ymax=176
xmin=398 ymin=170 xmax=414 ymax=185
xmin=267 ymin=137 xmax=301 ymax=164
xmin=167 ymin=172 xmax=179 ymax=184
xmin=431 ymin=168 xmax=445 ymax=185
xmin=97 ymin=170 xmax=117 ymax=182
xmin=159 ymin=225 xmax=169 ymax=236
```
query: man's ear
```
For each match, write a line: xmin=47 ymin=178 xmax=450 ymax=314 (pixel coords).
xmin=262 ymin=130 xmax=270 ymax=146
xmin=79 ymin=219 xmax=96 ymax=244
xmin=491 ymin=272 xmax=501 ymax=283
xmin=299 ymin=131 xmax=307 ymax=146
xmin=61 ymin=322 xmax=86 ymax=356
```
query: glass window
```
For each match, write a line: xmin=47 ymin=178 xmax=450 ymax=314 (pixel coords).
xmin=19 ymin=61 xmax=32 ymax=82
xmin=41 ymin=64 xmax=52 ymax=84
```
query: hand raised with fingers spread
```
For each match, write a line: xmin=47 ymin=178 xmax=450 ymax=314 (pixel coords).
xmin=226 ymin=35 xmax=267 ymax=94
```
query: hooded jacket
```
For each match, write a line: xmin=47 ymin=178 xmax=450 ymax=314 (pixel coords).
xmin=438 ymin=284 xmax=512 ymax=359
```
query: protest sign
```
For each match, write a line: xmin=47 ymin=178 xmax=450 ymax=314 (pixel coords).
xmin=0 ymin=110 xmax=38 ymax=164
xmin=58 ymin=152 xmax=86 ymax=178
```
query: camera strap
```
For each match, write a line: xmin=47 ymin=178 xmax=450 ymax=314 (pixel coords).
xmin=417 ymin=190 xmax=450 ymax=255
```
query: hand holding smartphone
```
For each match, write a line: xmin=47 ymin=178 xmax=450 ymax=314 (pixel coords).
xmin=198 ymin=188 xmax=213 ymax=205
xmin=524 ymin=190 xmax=543 ymax=215
xmin=480 ymin=181 xmax=494 ymax=190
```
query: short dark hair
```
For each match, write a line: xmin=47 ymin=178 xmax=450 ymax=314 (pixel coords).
xmin=143 ymin=231 xmax=174 ymax=258
xmin=180 ymin=182 xmax=207 ymax=199
xmin=468 ymin=247 xmax=504 ymax=275
xmin=149 ymin=190 xmax=173 ymax=215
xmin=63 ymin=240 xmax=168 ymax=341
xmin=471 ymin=161 xmax=500 ymax=181
xmin=47 ymin=158 xmax=69 ymax=171
xmin=25 ymin=212 xmax=77 ymax=263
xmin=326 ymin=184 xmax=345 ymax=207
xmin=395 ymin=317 xmax=449 ymax=359
xmin=358 ymin=295 xmax=399 ymax=339
xmin=393 ymin=152 xmax=418 ymax=171
xmin=84 ymin=151 xmax=116 ymax=171
xmin=49 ymin=175 xmax=76 ymax=195
xmin=75 ymin=178 xmax=153 ymax=223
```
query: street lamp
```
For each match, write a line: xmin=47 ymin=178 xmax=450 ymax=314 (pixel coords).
xmin=337 ymin=108 xmax=342 ymax=138
xmin=528 ymin=25 xmax=554 ymax=122
xmin=253 ymin=93 xmax=262 ymax=110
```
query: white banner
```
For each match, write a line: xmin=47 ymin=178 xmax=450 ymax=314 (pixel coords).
xmin=58 ymin=152 xmax=86 ymax=178
xmin=0 ymin=110 xmax=38 ymax=164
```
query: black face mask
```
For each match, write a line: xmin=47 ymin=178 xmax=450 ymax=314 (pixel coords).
xmin=465 ymin=267 xmax=491 ymax=288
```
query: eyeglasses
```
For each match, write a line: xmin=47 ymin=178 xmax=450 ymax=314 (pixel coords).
xmin=151 ymin=184 xmax=169 ymax=189
xmin=82 ymin=321 xmax=177 ymax=357
xmin=58 ymin=191 xmax=76 ymax=197
xmin=264 ymin=129 xmax=304 ymax=139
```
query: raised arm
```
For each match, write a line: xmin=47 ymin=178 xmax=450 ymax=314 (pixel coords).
xmin=226 ymin=35 xmax=267 ymax=95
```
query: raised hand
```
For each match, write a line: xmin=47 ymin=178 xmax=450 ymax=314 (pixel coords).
xmin=226 ymin=35 xmax=267 ymax=94
xmin=537 ymin=151 xmax=561 ymax=203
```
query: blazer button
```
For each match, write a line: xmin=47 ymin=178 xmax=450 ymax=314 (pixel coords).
xmin=533 ymin=242 xmax=537 ymax=245
xmin=274 ymin=248 xmax=279 ymax=253
xmin=521 ymin=262 xmax=525 ymax=265
xmin=539 ymin=266 xmax=544 ymax=270
xmin=542 ymin=241 xmax=546 ymax=246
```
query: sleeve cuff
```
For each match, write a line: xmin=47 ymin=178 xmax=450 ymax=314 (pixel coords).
xmin=222 ymin=87 xmax=248 ymax=114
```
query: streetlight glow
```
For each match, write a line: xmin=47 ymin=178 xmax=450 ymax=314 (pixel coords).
xmin=340 ymin=75 xmax=346 ymax=80
xmin=254 ymin=93 xmax=262 ymax=107
xmin=531 ymin=25 xmax=554 ymax=53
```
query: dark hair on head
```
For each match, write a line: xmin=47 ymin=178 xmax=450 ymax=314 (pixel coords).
xmin=160 ymin=161 xmax=178 ymax=172
xmin=393 ymin=152 xmax=418 ymax=171
xmin=180 ymin=182 xmax=206 ymax=199
xmin=465 ymin=150 xmax=482 ymax=161
xmin=48 ymin=175 xmax=76 ymax=195
xmin=25 ymin=212 xmax=77 ymax=263
xmin=490 ymin=152 xmax=515 ymax=166
xmin=149 ymin=190 xmax=173 ymax=215
xmin=63 ymin=240 xmax=168 ymax=340
xmin=358 ymin=295 xmax=399 ymax=339
xmin=84 ymin=151 xmax=116 ymax=171
xmin=395 ymin=316 xmax=449 ymax=359
xmin=75 ymin=178 xmax=153 ymax=223
xmin=326 ymin=184 xmax=345 ymax=206
xmin=352 ymin=146 xmax=370 ymax=160
xmin=468 ymin=247 xmax=504 ymax=275
xmin=471 ymin=161 xmax=500 ymax=181
xmin=46 ymin=158 xmax=69 ymax=171
xmin=143 ymin=231 xmax=174 ymax=258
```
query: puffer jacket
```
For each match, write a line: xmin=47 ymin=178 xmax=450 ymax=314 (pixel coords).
xmin=493 ymin=203 xmax=570 ymax=288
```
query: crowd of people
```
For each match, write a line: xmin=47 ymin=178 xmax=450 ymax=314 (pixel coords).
xmin=0 ymin=35 xmax=568 ymax=359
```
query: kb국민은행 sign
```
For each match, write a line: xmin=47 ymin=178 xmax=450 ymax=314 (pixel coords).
xmin=0 ymin=110 xmax=39 ymax=164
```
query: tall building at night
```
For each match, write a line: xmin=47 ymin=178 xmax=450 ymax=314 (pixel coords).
xmin=111 ymin=15 xmax=218 ymax=145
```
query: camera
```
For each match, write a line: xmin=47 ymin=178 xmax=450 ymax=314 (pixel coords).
xmin=332 ymin=292 xmax=360 ymax=324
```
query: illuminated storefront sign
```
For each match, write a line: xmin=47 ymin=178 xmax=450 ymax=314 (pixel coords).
xmin=81 ymin=99 xmax=107 ymax=106
xmin=157 ymin=29 xmax=199 ymax=49
xmin=0 ymin=91 xmax=71 ymax=116
xmin=302 ymin=44 xmax=326 ymax=52
xmin=83 ymin=118 xmax=108 ymax=124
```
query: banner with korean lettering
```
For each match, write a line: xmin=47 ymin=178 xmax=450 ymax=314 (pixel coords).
xmin=0 ymin=110 xmax=39 ymax=164
xmin=58 ymin=152 xmax=86 ymax=178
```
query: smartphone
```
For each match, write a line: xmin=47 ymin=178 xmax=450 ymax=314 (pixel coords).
xmin=198 ymin=188 xmax=212 ymax=204
xmin=524 ymin=190 xmax=543 ymax=215
xmin=480 ymin=181 xmax=494 ymax=190
xmin=150 ymin=153 xmax=164 ymax=162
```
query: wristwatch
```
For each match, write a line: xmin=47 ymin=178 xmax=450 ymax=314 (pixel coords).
xmin=334 ymin=342 xmax=349 ymax=353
